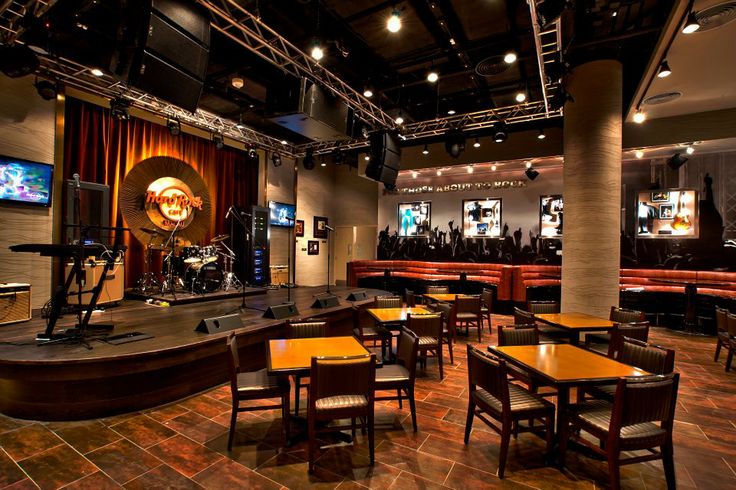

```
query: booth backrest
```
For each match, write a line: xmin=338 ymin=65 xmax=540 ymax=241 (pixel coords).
xmin=512 ymin=265 xmax=561 ymax=302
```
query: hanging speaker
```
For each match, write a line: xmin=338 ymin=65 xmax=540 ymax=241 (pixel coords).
xmin=195 ymin=314 xmax=242 ymax=333
xmin=346 ymin=290 xmax=368 ymax=301
xmin=311 ymin=294 xmax=340 ymax=309
xmin=262 ymin=303 xmax=300 ymax=319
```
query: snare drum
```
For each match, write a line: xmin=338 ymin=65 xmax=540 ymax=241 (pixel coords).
xmin=201 ymin=245 xmax=219 ymax=264
xmin=181 ymin=246 xmax=202 ymax=264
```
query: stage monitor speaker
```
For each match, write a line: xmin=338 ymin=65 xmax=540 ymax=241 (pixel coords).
xmin=195 ymin=314 xmax=243 ymax=334
xmin=366 ymin=131 xmax=401 ymax=186
xmin=346 ymin=290 xmax=368 ymax=301
xmin=0 ymin=283 xmax=31 ymax=325
xmin=311 ymin=294 xmax=340 ymax=309
xmin=262 ymin=303 xmax=300 ymax=319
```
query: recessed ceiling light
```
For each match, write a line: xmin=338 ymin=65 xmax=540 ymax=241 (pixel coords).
xmin=320 ymin=161 xmax=327 ymax=167
xmin=311 ymin=43 xmax=324 ymax=61
xmin=686 ymin=145 xmax=695 ymax=155
xmin=504 ymin=52 xmax=517 ymax=64
xmin=633 ymin=110 xmax=646 ymax=124
xmin=467 ymin=165 xmax=474 ymax=173
xmin=436 ymin=169 xmax=442 ymax=176
xmin=657 ymin=60 xmax=672 ymax=78
xmin=635 ymin=150 xmax=644 ymax=159
xmin=280 ymin=140 xmax=288 ymax=145
xmin=387 ymin=10 xmax=401 ymax=32
xmin=364 ymin=155 xmax=370 ymax=161
xmin=231 ymin=77 xmax=244 ymax=89
xmin=612 ymin=11 xmax=617 ymax=17
xmin=447 ymin=109 xmax=456 ymax=115
xmin=537 ymin=129 xmax=546 ymax=140
xmin=422 ymin=144 xmax=429 ymax=155
xmin=427 ymin=71 xmax=439 ymax=83
xmin=682 ymin=12 xmax=700 ymax=34
xmin=491 ymin=164 xmax=497 ymax=171
xmin=395 ymin=115 xmax=404 ymax=125
xmin=449 ymin=38 xmax=456 ymax=45
xmin=412 ymin=171 xmax=418 ymax=178
xmin=363 ymin=87 xmax=373 ymax=98
xmin=525 ymin=161 xmax=533 ymax=169
xmin=90 ymin=68 xmax=104 ymax=77
xmin=473 ymin=137 xmax=480 ymax=148
xmin=515 ymin=92 xmax=526 ymax=103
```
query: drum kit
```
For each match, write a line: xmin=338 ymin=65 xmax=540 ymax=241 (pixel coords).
xmin=137 ymin=227 xmax=242 ymax=296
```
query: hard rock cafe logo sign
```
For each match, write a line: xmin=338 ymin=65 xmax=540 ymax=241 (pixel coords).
xmin=144 ymin=177 xmax=203 ymax=230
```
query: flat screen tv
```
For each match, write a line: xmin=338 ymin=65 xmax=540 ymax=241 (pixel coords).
xmin=0 ymin=155 xmax=53 ymax=207
xmin=269 ymin=200 xmax=296 ymax=227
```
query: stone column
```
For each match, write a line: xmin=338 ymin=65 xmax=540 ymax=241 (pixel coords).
xmin=561 ymin=60 xmax=622 ymax=317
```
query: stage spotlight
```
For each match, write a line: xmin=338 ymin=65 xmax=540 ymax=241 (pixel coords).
xmin=657 ymin=60 xmax=672 ymax=78
xmin=34 ymin=79 xmax=57 ymax=100
xmin=303 ymin=148 xmax=315 ymax=170
xmin=212 ymin=133 xmax=224 ymax=150
xmin=248 ymin=147 xmax=257 ymax=158
xmin=444 ymin=129 xmax=466 ymax=158
xmin=311 ymin=42 xmax=324 ymax=61
xmin=235 ymin=114 xmax=246 ymax=130
xmin=473 ymin=137 xmax=480 ymax=148
xmin=525 ymin=167 xmax=540 ymax=180
xmin=363 ymin=86 xmax=373 ymax=98
xmin=447 ymin=109 xmax=456 ymax=115
xmin=167 ymin=118 xmax=181 ymax=136
xmin=537 ymin=129 xmax=546 ymax=140
xmin=427 ymin=71 xmax=439 ymax=83
xmin=387 ymin=9 xmax=401 ymax=33
xmin=0 ymin=44 xmax=40 ymax=78
xmin=667 ymin=152 xmax=688 ymax=170
xmin=422 ymin=144 xmax=429 ymax=155
xmin=515 ymin=92 xmax=526 ymax=103
xmin=537 ymin=0 xmax=570 ymax=28
xmin=271 ymin=153 xmax=282 ymax=167
xmin=333 ymin=151 xmax=344 ymax=165
xmin=493 ymin=122 xmax=508 ymax=143
xmin=110 ymin=98 xmax=130 ymax=120
xmin=682 ymin=12 xmax=700 ymax=34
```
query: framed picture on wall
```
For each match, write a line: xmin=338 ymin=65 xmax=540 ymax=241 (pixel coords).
xmin=462 ymin=198 xmax=502 ymax=237
xmin=397 ymin=202 xmax=431 ymax=237
xmin=313 ymin=216 xmax=328 ymax=239
xmin=295 ymin=219 xmax=304 ymax=237
xmin=539 ymin=195 xmax=563 ymax=237
xmin=308 ymin=240 xmax=319 ymax=255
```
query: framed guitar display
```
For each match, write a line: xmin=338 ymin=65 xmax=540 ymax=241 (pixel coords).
xmin=636 ymin=189 xmax=699 ymax=239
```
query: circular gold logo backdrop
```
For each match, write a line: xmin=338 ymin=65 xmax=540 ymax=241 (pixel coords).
xmin=119 ymin=156 xmax=211 ymax=245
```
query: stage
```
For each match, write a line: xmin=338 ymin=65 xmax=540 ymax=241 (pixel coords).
xmin=0 ymin=285 xmax=384 ymax=421
xmin=124 ymin=285 xmax=268 ymax=305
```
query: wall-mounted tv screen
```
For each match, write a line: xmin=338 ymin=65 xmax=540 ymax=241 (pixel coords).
xmin=462 ymin=198 xmax=502 ymax=237
xmin=0 ymin=155 xmax=53 ymax=207
xmin=636 ymin=189 xmax=699 ymax=239
xmin=269 ymin=200 xmax=296 ymax=227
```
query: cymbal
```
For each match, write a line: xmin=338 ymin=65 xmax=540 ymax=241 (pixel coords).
xmin=140 ymin=227 xmax=163 ymax=236
xmin=211 ymin=234 xmax=230 ymax=243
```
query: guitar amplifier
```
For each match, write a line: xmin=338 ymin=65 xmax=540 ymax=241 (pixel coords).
xmin=0 ymin=283 xmax=32 ymax=325
xmin=66 ymin=261 xmax=125 ymax=305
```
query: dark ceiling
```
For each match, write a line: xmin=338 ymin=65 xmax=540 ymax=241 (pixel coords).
xmin=20 ymin=0 xmax=675 ymax=145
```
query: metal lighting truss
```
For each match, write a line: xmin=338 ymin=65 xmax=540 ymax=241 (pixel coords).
xmin=197 ymin=0 xmax=397 ymax=130
xmin=527 ymin=0 xmax=564 ymax=115
xmin=0 ymin=0 xmax=56 ymax=44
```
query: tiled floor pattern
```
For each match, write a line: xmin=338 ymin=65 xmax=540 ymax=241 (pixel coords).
xmin=1 ymin=315 xmax=734 ymax=489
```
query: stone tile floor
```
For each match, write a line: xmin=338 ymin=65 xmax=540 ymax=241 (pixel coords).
xmin=1 ymin=315 xmax=734 ymax=489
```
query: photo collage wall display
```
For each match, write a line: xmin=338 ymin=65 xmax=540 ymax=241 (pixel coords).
xmin=539 ymin=195 xmax=563 ymax=237
xmin=398 ymin=202 xmax=431 ymax=237
xmin=462 ymin=198 xmax=502 ymax=237
xmin=636 ymin=189 xmax=699 ymax=238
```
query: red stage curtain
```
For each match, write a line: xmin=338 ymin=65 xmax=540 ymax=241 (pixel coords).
xmin=63 ymin=97 xmax=258 ymax=287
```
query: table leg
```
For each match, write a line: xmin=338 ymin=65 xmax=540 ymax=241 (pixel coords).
xmin=556 ymin=385 xmax=569 ymax=437
xmin=684 ymin=284 xmax=697 ymax=333
xmin=569 ymin=332 xmax=580 ymax=346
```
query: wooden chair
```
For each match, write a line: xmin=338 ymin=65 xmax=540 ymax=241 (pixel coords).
xmin=514 ymin=307 xmax=563 ymax=344
xmin=580 ymin=337 xmax=675 ymax=402
xmin=497 ymin=325 xmax=556 ymax=398
xmin=453 ymin=295 xmax=483 ymax=342
xmin=585 ymin=321 xmax=650 ymax=356
xmin=526 ymin=301 xmax=569 ymax=342
xmin=287 ymin=321 xmax=328 ymax=416
xmin=527 ymin=300 xmax=559 ymax=314
xmin=406 ymin=312 xmax=445 ymax=379
xmin=226 ymin=333 xmax=290 ymax=450
xmin=514 ymin=307 xmax=535 ymax=325
xmin=481 ymin=288 xmax=493 ymax=334
xmin=725 ymin=312 xmax=736 ymax=371
xmin=714 ymin=306 xmax=730 ymax=362
xmin=464 ymin=345 xmax=555 ymax=479
xmin=426 ymin=285 xmax=449 ymax=294
xmin=374 ymin=295 xmax=403 ymax=309
xmin=352 ymin=307 xmax=391 ymax=362
xmin=560 ymin=373 xmax=680 ymax=490
xmin=375 ymin=329 xmax=419 ymax=431
xmin=433 ymin=302 xmax=454 ymax=365
xmin=585 ymin=306 xmax=647 ymax=349
xmin=308 ymin=353 xmax=376 ymax=473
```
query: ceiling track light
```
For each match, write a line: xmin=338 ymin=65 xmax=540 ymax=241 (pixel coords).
xmin=412 ymin=171 xmax=418 ymax=178
xmin=212 ymin=133 xmax=224 ymax=150
xmin=363 ymin=86 xmax=374 ymax=98
xmin=515 ymin=92 xmax=526 ymax=103
xmin=491 ymin=164 xmax=497 ymax=171
xmin=387 ymin=9 xmax=402 ymax=33
xmin=231 ymin=76 xmax=244 ymax=89
xmin=271 ymin=152 xmax=282 ymax=167
xmin=427 ymin=71 xmax=439 ymax=83
xmin=473 ymin=137 xmax=480 ymax=148
xmin=395 ymin=113 xmax=404 ymax=125
xmin=657 ymin=60 xmax=672 ymax=78
xmin=686 ymin=145 xmax=695 ymax=155
xmin=422 ymin=144 xmax=429 ymax=155
xmin=310 ymin=41 xmax=324 ymax=61
xmin=682 ymin=11 xmax=700 ymax=34
xmin=467 ymin=165 xmax=474 ymax=173
xmin=447 ymin=109 xmax=456 ymax=115
xmin=635 ymin=150 xmax=644 ymax=159
xmin=537 ymin=129 xmax=546 ymax=140
xmin=493 ymin=122 xmax=508 ymax=143
xmin=525 ymin=161 xmax=533 ymax=169
xmin=633 ymin=110 xmax=646 ymax=124
xmin=503 ymin=52 xmax=517 ymax=64
xmin=436 ymin=169 xmax=442 ymax=176
xmin=90 ymin=67 xmax=104 ymax=77
xmin=167 ymin=118 xmax=181 ymax=136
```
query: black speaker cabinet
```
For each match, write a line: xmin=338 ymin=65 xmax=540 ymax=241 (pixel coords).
xmin=311 ymin=294 xmax=340 ymax=309
xmin=195 ymin=314 xmax=243 ymax=333
xmin=262 ymin=303 xmax=300 ymax=320
xmin=346 ymin=290 xmax=368 ymax=301
xmin=251 ymin=205 xmax=270 ymax=286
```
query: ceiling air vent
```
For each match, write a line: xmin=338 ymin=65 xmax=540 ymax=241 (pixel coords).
xmin=475 ymin=56 xmax=510 ymax=77
xmin=696 ymin=1 xmax=736 ymax=31
xmin=643 ymin=92 xmax=682 ymax=105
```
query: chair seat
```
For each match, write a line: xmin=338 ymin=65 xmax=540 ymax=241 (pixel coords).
xmin=474 ymin=383 xmax=553 ymax=415
xmin=236 ymin=369 xmax=287 ymax=395
xmin=586 ymin=384 xmax=616 ymax=401
xmin=354 ymin=326 xmax=391 ymax=339
xmin=418 ymin=336 xmax=439 ymax=347
xmin=375 ymin=364 xmax=410 ymax=384
xmin=586 ymin=333 xmax=611 ymax=344
xmin=315 ymin=394 xmax=368 ymax=413
xmin=457 ymin=312 xmax=479 ymax=321
xmin=568 ymin=400 xmax=667 ymax=448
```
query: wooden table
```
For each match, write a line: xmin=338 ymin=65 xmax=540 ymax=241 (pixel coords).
xmin=366 ymin=306 xmax=432 ymax=324
xmin=423 ymin=293 xmax=475 ymax=303
xmin=535 ymin=312 xmax=616 ymax=345
xmin=490 ymin=344 xmax=649 ymax=435
xmin=268 ymin=336 xmax=370 ymax=375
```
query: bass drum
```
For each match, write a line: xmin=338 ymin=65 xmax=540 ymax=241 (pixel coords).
xmin=186 ymin=262 xmax=223 ymax=294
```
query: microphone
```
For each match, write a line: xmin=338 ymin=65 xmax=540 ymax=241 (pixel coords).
xmin=73 ymin=173 xmax=81 ymax=189
xmin=325 ymin=225 xmax=335 ymax=232
xmin=240 ymin=211 xmax=252 ymax=217
xmin=225 ymin=206 xmax=232 ymax=219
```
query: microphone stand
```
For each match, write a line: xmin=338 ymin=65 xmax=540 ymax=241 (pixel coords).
xmin=162 ymin=219 xmax=183 ymax=301
xmin=73 ymin=175 xmax=84 ymax=330
xmin=284 ymin=216 xmax=296 ymax=303
xmin=226 ymin=206 xmax=257 ymax=312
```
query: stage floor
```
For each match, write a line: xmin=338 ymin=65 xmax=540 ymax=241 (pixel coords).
xmin=0 ymin=285 xmax=384 ymax=420
xmin=124 ymin=285 xmax=267 ymax=305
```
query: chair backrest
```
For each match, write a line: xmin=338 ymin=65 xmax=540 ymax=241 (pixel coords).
xmin=426 ymin=285 xmax=449 ymax=294
xmin=466 ymin=345 xmax=509 ymax=412
xmin=497 ymin=325 xmax=540 ymax=346
xmin=607 ymin=321 xmax=650 ymax=358
xmin=715 ymin=306 xmax=729 ymax=334
xmin=481 ymin=289 xmax=493 ymax=310
xmin=310 ymin=353 xmax=376 ymax=402
xmin=727 ymin=312 xmax=736 ymax=337
xmin=406 ymin=313 xmax=443 ymax=340
xmin=405 ymin=291 xmax=421 ymax=307
xmin=374 ymin=295 xmax=403 ymax=309
xmin=396 ymin=329 xmax=419 ymax=380
xmin=610 ymin=373 xmax=679 ymax=434
xmin=610 ymin=306 xmax=646 ymax=324
xmin=287 ymin=321 xmax=328 ymax=339
xmin=514 ymin=307 xmax=535 ymax=325
xmin=527 ymin=300 xmax=560 ymax=314
xmin=226 ymin=333 xmax=241 ymax=395
xmin=617 ymin=337 xmax=675 ymax=375
xmin=455 ymin=295 xmax=482 ymax=314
